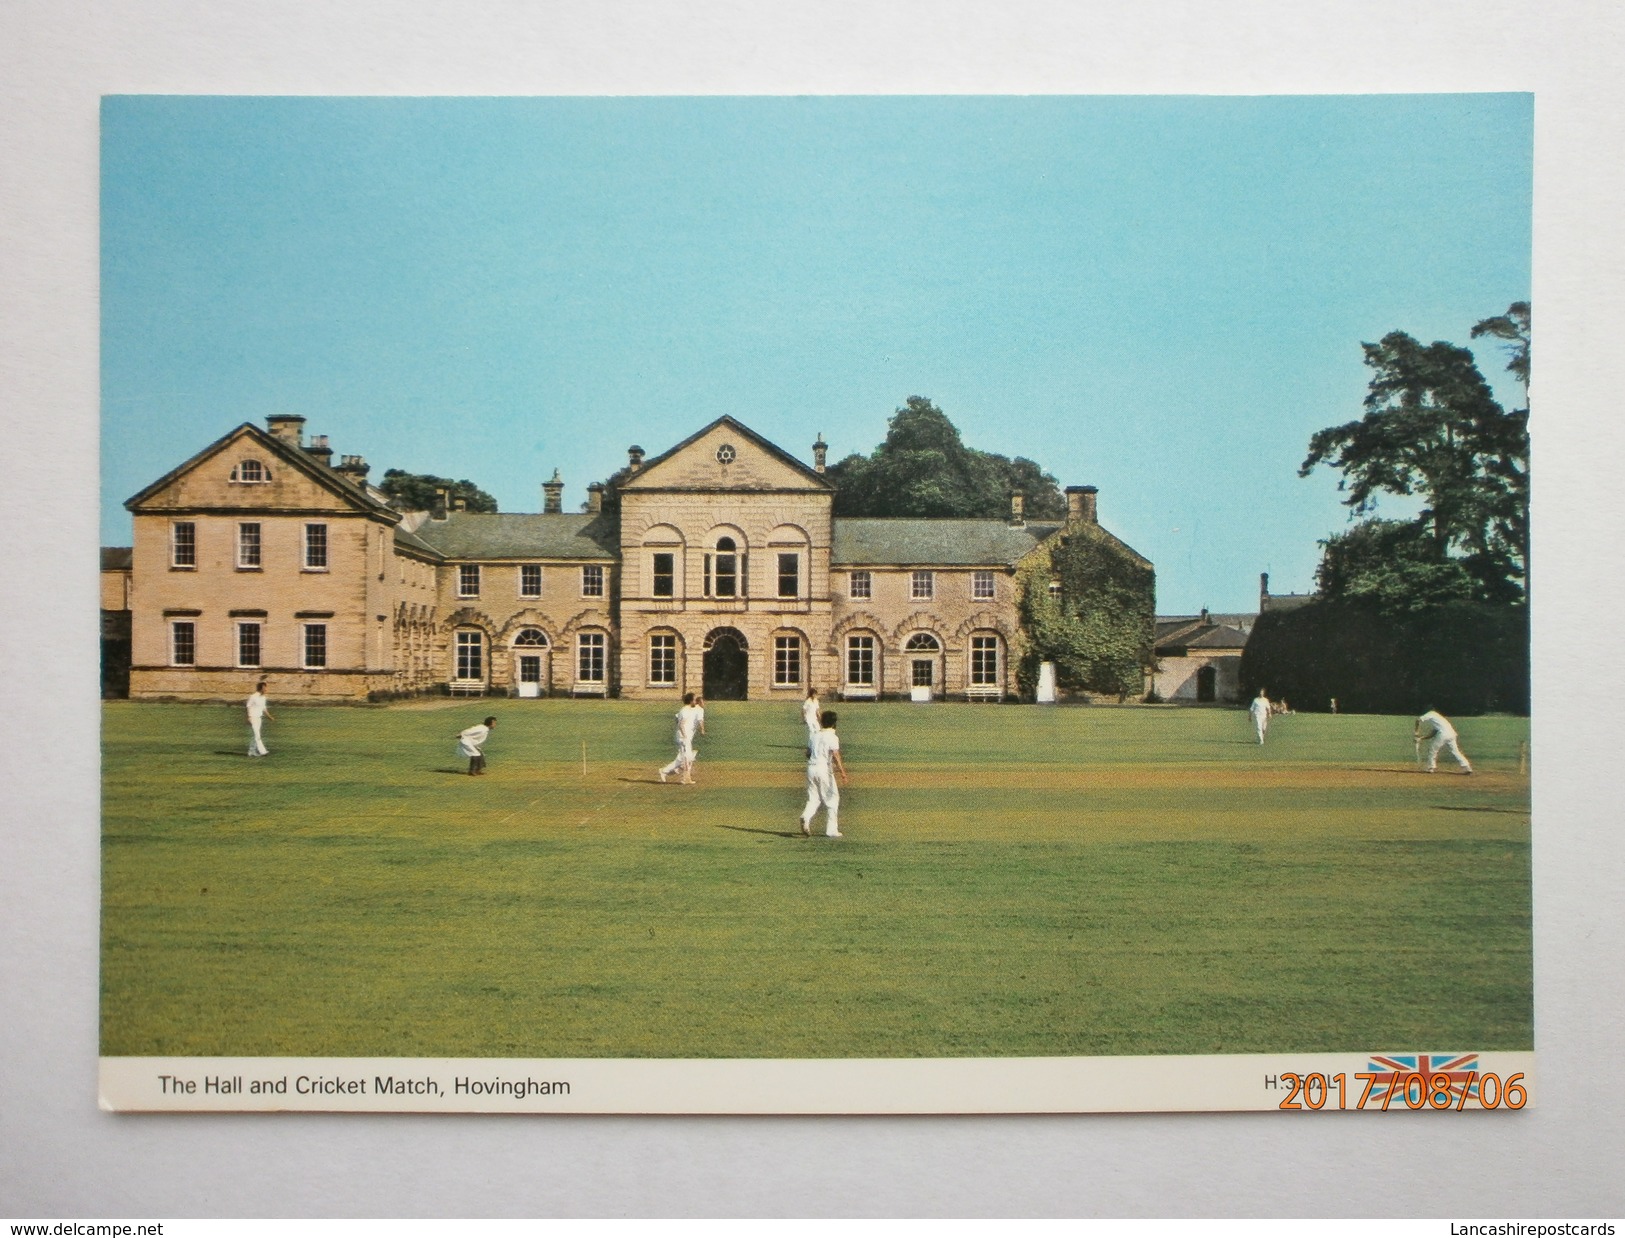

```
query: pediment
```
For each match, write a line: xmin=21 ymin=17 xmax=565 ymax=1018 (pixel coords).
xmin=126 ymin=424 xmax=388 ymax=517
xmin=620 ymin=417 xmax=831 ymax=493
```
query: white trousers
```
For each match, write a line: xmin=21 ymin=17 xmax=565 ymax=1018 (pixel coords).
xmin=1252 ymin=713 xmax=1268 ymax=744
xmin=661 ymin=741 xmax=695 ymax=779
xmin=801 ymin=767 xmax=840 ymax=836
xmin=248 ymin=716 xmax=267 ymax=756
xmin=1425 ymin=733 xmax=1472 ymax=772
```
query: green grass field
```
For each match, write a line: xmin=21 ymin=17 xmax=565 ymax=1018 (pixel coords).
xmin=101 ymin=699 xmax=1532 ymax=1059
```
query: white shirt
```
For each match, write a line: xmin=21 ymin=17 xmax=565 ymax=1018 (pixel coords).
xmin=1417 ymin=710 xmax=1456 ymax=740
xmin=246 ymin=692 xmax=269 ymax=721
xmin=458 ymin=724 xmax=491 ymax=755
xmin=802 ymin=698 xmax=820 ymax=731
xmin=1249 ymin=695 xmax=1270 ymax=720
xmin=675 ymin=704 xmax=703 ymax=745
xmin=808 ymin=727 xmax=841 ymax=775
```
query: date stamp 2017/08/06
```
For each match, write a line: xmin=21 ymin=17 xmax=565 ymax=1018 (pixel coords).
xmin=1271 ymin=1064 xmax=1528 ymax=1111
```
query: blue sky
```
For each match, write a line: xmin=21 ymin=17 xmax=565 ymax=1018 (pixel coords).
xmin=101 ymin=95 xmax=1531 ymax=613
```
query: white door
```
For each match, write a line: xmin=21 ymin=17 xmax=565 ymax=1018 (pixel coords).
xmin=910 ymin=657 xmax=934 ymax=702
xmin=517 ymin=654 xmax=542 ymax=697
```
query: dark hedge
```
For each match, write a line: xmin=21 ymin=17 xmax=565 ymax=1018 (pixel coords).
xmin=1239 ymin=601 xmax=1528 ymax=715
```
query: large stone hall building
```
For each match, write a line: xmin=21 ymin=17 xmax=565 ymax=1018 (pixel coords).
xmin=109 ymin=414 xmax=1147 ymax=703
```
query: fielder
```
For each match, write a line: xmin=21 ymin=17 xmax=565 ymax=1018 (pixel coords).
xmin=799 ymin=710 xmax=849 ymax=839
xmin=690 ymin=695 xmax=707 ymax=777
xmin=1415 ymin=709 xmax=1473 ymax=774
xmin=457 ymin=716 xmax=496 ymax=776
xmin=801 ymin=687 xmax=822 ymax=745
xmin=659 ymin=692 xmax=706 ymax=784
xmin=1249 ymin=687 xmax=1271 ymax=745
xmin=246 ymin=681 xmax=273 ymax=757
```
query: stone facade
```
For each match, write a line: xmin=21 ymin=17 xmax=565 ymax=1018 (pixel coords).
xmin=124 ymin=417 xmax=440 ymax=701
xmin=116 ymin=414 xmax=1143 ymax=703
xmin=1149 ymin=611 xmax=1253 ymax=704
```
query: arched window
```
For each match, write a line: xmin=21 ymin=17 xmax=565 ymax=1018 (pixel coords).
xmin=642 ymin=524 xmax=685 ymax=600
xmin=513 ymin=628 xmax=549 ymax=648
xmin=904 ymin=633 xmax=941 ymax=652
xmin=768 ymin=524 xmax=810 ymax=601
xmin=232 ymin=458 xmax=270 ymax=483
xmin=709 ymin=536 xmax=741 ymax=597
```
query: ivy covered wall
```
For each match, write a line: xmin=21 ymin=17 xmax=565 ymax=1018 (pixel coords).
xmin=1016 ymin=522 xmax=1155 ymax=699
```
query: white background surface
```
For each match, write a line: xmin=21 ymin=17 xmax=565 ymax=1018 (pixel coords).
xmin=2 ymin=0 xmax=1621 ymax=1218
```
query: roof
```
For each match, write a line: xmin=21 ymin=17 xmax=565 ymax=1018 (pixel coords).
xmin=831 ymin=518 xmax=1062 ymax=567
xmin=407 ymin=512 xmax=619 ymax=560
xmin=1157 ymin=612 xmax=1256 ymax=634
xmin=391 ymin=525 xmax=443 ymax=558
xmin=124 ymin=422 xmax=397 ymax=518
xmin=1261 ymin=591 xmax=1316 ymax=612
xmin=101 ymin=546 xmax=133 ymax=571
xmin=1154 ymin=617 xmax=1251 ymax=653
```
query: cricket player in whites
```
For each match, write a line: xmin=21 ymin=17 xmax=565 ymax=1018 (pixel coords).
xmin=659 ymin=692 xmax=705 ymax=784
xmin=457 ymin=716 xmax=496 ymax=776
xmin=1415 ymin=708 xmax=1473 ymax=774
xmin=246 ymin=681 xmax=273 ymax=757
xmin=801 ymin=686 xmax=822 ymax=745
xmin=800 ymin=710 xmax=849 ymax=838
xmin=1249 ymin=687 xmax=1272 ymax=744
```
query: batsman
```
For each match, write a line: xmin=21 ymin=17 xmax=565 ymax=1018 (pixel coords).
xmin=1414 ymin=709 xmax=1473 ymax=775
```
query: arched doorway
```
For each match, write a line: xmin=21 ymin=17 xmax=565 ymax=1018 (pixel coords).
xmin=903 ymin=632 xmax=941 ymax=701
xmin=511 ymin=627 xmax=551 ymax=697
xmin=1196 ymin=665 xmax=1217 ymax=703
xmin=703 ymin=627 xmax=749 ymax=700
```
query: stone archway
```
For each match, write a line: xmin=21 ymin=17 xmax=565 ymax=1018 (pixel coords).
xmin=702 ymin=627 xmax=749 ymax=700
xmin=1197 ymin=665 xmax=1217 ymax=703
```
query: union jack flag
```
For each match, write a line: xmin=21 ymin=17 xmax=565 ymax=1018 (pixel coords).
xmin=1366 ymin=1053 xmax=1481 ymax=1106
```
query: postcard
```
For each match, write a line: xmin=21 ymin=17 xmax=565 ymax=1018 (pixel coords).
xmin=97 ymin=94 xmax=1533 ymax=1113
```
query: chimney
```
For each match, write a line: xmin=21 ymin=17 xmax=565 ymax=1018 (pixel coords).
xmin=265 ymin=414 xmax=306 ymax=446
xmin=1009 ymin=490 xmax=1026 ymax=528
xmin=431 ymin=486 xmax=449 ymax=522
xmin=813 ymin=434 xmax=828 ymax=473
xmin=336 ymin=454 xmax=370 ymax=482
xmin=586 ymin=482 xmax=604 ymax=515
xmin=627 ymin=445 xmax=645 ymax=473
xmin=1260 ymin=572 xmax=1270 ymax=608
xmin=451 ymin=495 xmax=467 ymax=513
xmin=1066 ymin=485 xmax=1098 ymax=524
xmin=303 ymin=434 xmax=333 ymax=467
xmin=542 ymin=469 xmax=564 ymax=514
xmin=1200 ymin=607 xmax=1210 ymax=625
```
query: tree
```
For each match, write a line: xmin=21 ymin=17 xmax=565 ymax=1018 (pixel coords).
xmin=378 ymin=469 xmax=498 ymax=514
xmin=1315 ymin=518 xmax=1478 ymax=612
xmin=827 ymin=397 xmax=1067 ymax=519
xmin=1299 ymin=312 xmax=1529 ymax=601
xmin=1471 ymin=300 xmax=1531 ymax=390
